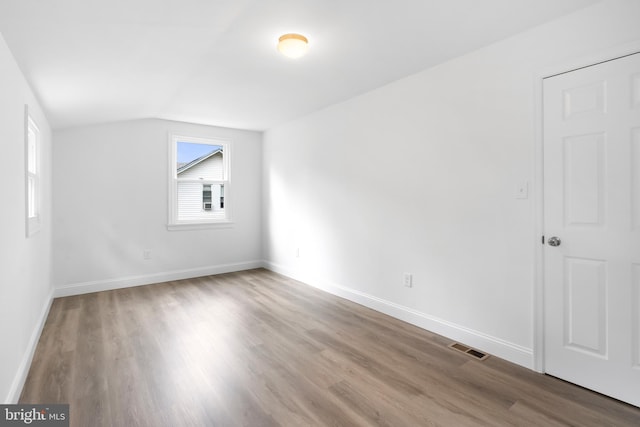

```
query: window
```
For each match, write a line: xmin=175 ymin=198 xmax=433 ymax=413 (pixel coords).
xmin=168 ymin=134 xmax=231 ymax=229
xmin=25 ymin=107 xmax=41 ymax=236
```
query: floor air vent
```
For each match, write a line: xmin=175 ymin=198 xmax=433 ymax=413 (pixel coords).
xmin=448 ymin=342 xmax=489 ymax=361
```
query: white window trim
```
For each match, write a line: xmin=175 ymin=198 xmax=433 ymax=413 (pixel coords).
xmin=25 ymin=106 xmax=41 ymax=237
xmin=167 ymin=133 xmax=233 ymax=230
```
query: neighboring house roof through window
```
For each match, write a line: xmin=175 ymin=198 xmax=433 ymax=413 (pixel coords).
xmin=177 ymin=148 xmax=223 ymax=175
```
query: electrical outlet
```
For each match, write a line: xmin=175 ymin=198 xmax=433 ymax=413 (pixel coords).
xmin=515 ymin=181 xmax=529 ymax=199
xmin=296 ymin=247 xmax=300 ymax=258
xmin=403 ymin=273 xmax=413 ymax=288
xmin=143 ymin=250 xmax=152 ymax=260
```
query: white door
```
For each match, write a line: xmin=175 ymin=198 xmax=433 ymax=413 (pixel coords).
xmin=544 ymin=52 xmax=640 ymax=407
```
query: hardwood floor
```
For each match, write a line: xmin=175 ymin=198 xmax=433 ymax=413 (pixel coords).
xmin=20 ymin=269 xmax=640 ymax=426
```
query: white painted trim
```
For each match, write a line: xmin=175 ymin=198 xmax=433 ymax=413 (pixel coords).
xmin=166 ymin=221 xmax=235 ymax=231
xmin=532 ymin=71 xmax=546 ymax=374
xmin=5 ymin=289 xmax=54 ymax=404
xmin=533 ymin=39 xmax=640 ymax=373
xmin=537 ymin=40 xmax=640 ymax=80
xmin=167 ymin=132 xmax=232 ymax=228
xmin=25 ymin=105 xmax=42 ymax=238
xmin=264 ymin=261 xmax=534 ymax=369
xmin=54 ymin=260 xmax=263 ymax=297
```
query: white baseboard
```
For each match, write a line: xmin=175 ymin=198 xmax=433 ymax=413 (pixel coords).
xmin=264 ymin=260 xmax=534 ymax=369
xmin=53 ymin=259 xmax=533 ymax=368
xmin=6 ymin=288 xmax=54 ymax=404
xmin=54 ymin=260 xmax=264 ymax=298
xmin=15 ymin=261 xmax=531 ymax=404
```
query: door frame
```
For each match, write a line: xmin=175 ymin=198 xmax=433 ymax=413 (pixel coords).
xmin=533 ymin=40 xmax=640 ymax=373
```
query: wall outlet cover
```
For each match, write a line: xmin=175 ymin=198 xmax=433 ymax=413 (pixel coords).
xmin=403 ymin=273 xmax=413 ymax=288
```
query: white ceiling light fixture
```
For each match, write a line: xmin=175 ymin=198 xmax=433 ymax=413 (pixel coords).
xmin=277 ymin=33 xmax=309 ymax=59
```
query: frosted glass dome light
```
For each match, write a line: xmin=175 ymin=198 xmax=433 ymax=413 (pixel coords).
xmin=277 ymin=33 xmax=309 ymax=59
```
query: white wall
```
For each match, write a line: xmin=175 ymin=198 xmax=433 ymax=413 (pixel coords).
xmin=53 ymin=119 xmax=262 ymax=295
xmin=262 ymin=0 xmax=640 ymax=368
xmin=0 ymin=33 xmax=53 ymax=402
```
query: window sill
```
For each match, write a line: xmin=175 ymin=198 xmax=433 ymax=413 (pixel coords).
xmin=167 ymin=221 xmax=234 ymax=231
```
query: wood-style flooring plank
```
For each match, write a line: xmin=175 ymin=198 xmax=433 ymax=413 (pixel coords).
xmin=19 ymin=268 xmax=640 ymax=426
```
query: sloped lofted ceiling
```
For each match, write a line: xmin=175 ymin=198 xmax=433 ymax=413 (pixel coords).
xmin=0 ymin=0 xmax=597 ymax=131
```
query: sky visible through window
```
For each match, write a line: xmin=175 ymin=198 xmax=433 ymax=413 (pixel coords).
xmin=177 ymin=141 xmax=222 ymax=165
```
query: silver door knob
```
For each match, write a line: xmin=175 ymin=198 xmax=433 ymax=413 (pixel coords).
xmin=548 ymin=236 xmax=561 ymax=247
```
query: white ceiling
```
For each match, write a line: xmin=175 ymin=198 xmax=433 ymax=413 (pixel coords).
xmin=0 ymin=0 xmax=597 ymax=131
